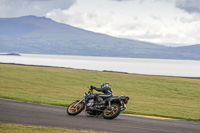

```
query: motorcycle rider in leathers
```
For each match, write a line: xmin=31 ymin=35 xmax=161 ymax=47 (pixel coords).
xmin=90 ymin=82 xmax=113 ymax=109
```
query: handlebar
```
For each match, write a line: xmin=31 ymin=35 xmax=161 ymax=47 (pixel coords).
xmin=87 ymin=87 xmax=93 ymax=94
xmin=90 ymin=88 xmax=93 ymax=94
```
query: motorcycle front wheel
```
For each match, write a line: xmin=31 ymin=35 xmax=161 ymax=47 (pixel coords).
xmin=67 ymin=101 xmax=85 ymax=116
xmin=102 ymin=103 xmax=121 ymax=119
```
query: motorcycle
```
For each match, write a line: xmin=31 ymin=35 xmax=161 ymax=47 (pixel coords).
xmin=67 ymin=86 xmax=129 ymax=119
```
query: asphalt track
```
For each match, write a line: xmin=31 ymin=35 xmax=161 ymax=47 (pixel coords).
xmin=0 ymin=98 xmax=200 ymax=133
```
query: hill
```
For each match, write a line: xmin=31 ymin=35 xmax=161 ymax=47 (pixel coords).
xmin=0 ymin=15 xmax=200 ymax=60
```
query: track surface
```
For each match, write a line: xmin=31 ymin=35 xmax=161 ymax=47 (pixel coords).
xmin=0 ymin=98 xmax=200 ymax=133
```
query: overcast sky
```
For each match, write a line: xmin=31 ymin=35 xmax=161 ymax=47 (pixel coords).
xmin=0 ymin=0 xmax=200 ymax=46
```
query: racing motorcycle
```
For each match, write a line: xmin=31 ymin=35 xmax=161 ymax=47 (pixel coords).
xmin=67 ymin=86 xmax=129 ymax=119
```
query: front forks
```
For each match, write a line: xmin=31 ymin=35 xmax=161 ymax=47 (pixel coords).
xmin=73 ymin=98 xmax=84 ymax=108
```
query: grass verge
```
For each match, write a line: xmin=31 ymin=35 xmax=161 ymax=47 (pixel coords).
xmin=0 ymin=64 xmax=200 ymax=121
xmin=0 ymin=123 xmax=98 ymax=133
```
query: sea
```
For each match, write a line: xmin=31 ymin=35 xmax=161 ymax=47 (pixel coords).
xmin=0 ymin=54 xmax=200 ymax=77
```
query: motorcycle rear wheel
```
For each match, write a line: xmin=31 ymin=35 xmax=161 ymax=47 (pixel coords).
xmin=67 ymin=101 xmax=84 ymax=116
xmin=103 ymin=103 xmax=121 ymax=119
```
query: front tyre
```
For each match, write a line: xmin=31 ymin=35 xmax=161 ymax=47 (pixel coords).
xmin=103 ymin=103 xmax=121 ymax=119
xmin=67 ymin=101 xmax=85 ymax=116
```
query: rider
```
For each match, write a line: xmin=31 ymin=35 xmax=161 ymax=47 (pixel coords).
xmin=90 ymin=82 xmax=113 ymax=103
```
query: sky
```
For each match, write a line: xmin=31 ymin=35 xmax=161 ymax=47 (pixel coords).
xmin=0 ymin=0 xmax=200 ymax=47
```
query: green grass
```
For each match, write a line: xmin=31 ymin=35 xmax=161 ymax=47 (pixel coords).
xmin=0 ymin=123 xmax=98 ymax=133
xmin=0 ymin=64 xmax=200 ymax=121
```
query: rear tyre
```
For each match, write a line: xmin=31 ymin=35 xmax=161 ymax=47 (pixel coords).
xmin=102 ymin=103 xmax=121 ymax=119
xmin=67 ymin=101 xmax=85 ymax=116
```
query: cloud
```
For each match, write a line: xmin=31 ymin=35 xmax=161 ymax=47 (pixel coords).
xmin=111 ymin=0 xmax=135 ymax=2
xmin=0 ymin=0 xmax=76 ymax=18
xmin=176 ymin=0 xmax=200 ymax=14
xmin=45 ymin=0 xmax=200 ymax=45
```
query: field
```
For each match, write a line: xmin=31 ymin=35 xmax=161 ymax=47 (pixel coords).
xmin=0 ymin=64 xmax=200 ymax=121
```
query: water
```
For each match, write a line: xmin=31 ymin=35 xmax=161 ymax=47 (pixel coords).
xmin=1 ymin=54 xmax=200 ymax=77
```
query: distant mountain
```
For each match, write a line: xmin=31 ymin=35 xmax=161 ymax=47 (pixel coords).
xmin=174 ymin=44 xmax=200 ymax=55
xmin=0 ymin=15 xmax=200 ymax=60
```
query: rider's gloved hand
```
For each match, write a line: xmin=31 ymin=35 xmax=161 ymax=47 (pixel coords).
xmin=90 ymin=85 xmax=96 ymax=90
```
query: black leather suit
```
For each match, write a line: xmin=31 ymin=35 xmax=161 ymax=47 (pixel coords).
xmin=92 ymin=86 xmax=113 ymax=99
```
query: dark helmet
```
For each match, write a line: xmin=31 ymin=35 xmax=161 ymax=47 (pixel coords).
xmin=101 ymin=82 xmax=110 ymax=88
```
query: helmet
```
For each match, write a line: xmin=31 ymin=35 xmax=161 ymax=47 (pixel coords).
xmin=101 ymin=82 xmax=110 ymax=88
